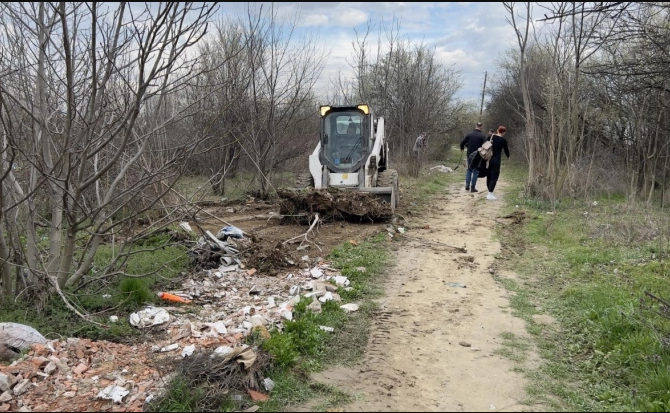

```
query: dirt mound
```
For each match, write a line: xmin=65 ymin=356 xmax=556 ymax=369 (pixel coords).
xmin=277 ymin=187 xmax=394 ymax=222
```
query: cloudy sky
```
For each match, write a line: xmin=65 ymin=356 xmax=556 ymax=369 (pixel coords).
xmin=219 ymin=2 xmax=539 ymax=105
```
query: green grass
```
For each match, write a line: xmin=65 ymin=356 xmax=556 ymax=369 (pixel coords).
xmin=495 ymin=160 xmax=670 ymax=412
xmin=0 ymin=231 xmax=190 ymax=342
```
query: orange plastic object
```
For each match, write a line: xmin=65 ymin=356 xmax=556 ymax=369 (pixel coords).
xmin=158 ymin=292 xmax=191 ymax=304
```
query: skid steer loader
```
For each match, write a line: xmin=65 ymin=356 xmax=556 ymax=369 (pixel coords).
xmin=279 ymin=104 xmax=399 ymax=221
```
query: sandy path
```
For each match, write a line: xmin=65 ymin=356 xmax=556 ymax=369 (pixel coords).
xmin=311 ymin=179 xmax=538 ymax=412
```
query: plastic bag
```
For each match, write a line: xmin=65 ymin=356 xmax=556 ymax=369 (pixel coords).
xmin=216 ymin=225 xmax=244 ymax=241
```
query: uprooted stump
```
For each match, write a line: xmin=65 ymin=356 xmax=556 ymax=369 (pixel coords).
xmin=277 ymin=187 xmax=394 ymax=223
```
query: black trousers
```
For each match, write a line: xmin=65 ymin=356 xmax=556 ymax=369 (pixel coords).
xmin=486 ymin=162 xmax=501 ymax=193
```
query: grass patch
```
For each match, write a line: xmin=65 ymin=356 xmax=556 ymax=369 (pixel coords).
xmin=0 ymin=230 xmax=190 ymax=342
xmin=495 ymin=160 xmax=670 ymax=412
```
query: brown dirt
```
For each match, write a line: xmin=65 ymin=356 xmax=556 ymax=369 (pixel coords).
xmin=304 ymin=178 xmax=543 ymax=412
xmin=189 ymin=199 xmax=387 ymax=272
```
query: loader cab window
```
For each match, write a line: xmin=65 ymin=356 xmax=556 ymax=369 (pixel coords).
xmin=323 ymin=111 xmax=368 ymax=168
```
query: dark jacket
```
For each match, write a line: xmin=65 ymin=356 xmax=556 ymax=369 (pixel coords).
xmin=487 ymin=135 xmax=510 ymax=167
xmin=460 ymin=129 xmax=486 ymax=156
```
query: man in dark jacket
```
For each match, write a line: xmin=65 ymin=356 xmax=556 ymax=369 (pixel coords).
xmin=460 ymin=122 xmax=486 ymax=192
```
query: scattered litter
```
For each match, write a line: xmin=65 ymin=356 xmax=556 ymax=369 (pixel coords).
xmin=430 ymin=165 xmax=453 ymax=173
xmin=129 ymin=307 xmax=170 ymax=328
xmin=102 ymin=294 xmax=111 ymax=299
xmin=318 ymin=292 xmax=334 ymax=303
xmin=158 ymin=292 xmax=192 ymax=304
xmin=448 ymin=282 xmax=467 ymax=288
xmin=214 ymin=346 xmax=234 ymax=356
xmin=179 ymin=221 xmax=194 ymax=234
xmin=281 ymin=310 xmax=293 ymax=321
xmin=319 ymin=326 xmax=334 ymax=333
xmin=181 ymin=345 xmax=196 ymax=358
xmin=289 ymin=286 xmax=300 ymax=296
xmin=109 ymin=316 xmax=118 ymax=323
xmin=310 ymin=267 xmax=324 ymax=279
xmin=397 ymin=227 xmax=406 ymax=234
xmin=160 ymin=343 xmax=179 ymax=352
xmin=263 ymin=378 xmax=276 ymax=392
xmin=97 ymin=385 xmax=129 ymax=404
xmin=0 ymin=323 xmax=48 ymax=362
xmin=333 ymin=276 xmax=350 ymax=286
xmin=216 ymin=225 xmax=245 ymax=241
xmin=340 ymin=303 xmax=359 ymax=313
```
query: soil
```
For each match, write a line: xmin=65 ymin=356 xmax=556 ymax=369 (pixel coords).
xmin=190 ymin=198 xmax=387 ymax=272
xmin=303 ymin=178 xmax=543 ymax=412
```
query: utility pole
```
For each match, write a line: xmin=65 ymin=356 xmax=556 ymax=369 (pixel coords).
xmin=479 ymin=71 xmax=488 ymax=118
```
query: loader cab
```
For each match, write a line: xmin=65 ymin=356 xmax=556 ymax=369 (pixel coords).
xmin=319 ymin=105 xmax=372 ymax=173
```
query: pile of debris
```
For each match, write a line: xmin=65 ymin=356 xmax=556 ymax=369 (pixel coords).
xmin=129 ymin=259 xmax=357 ymax=351
xmin=0 ymin=223 xmax=363 ymax=411
xmin=0 ymin=337 xmax=158 ymax=412
xmin=277 ymin=187 xmax=394 ymax=222
xmin=186 ymin=224 xmax=246 ymax=271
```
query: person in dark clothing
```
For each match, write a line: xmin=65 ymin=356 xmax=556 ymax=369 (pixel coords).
xmin=460 ymin=122 xmax=486 ymax=192
xmin=484 ymin=126 xmax=510 ymax=200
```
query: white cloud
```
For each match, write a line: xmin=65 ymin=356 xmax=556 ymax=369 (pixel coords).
xmin=302 ymin=13 xmax=329 ymax=27
xmin=331 ymin=8 xmax=369 ymax=27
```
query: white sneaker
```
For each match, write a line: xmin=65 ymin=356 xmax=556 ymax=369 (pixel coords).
xmin=487 ymin=192 xmax=497 ymax=200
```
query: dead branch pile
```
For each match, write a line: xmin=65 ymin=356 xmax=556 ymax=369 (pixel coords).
xmin=152 ymin=346 xmax=272 ymax=411
xmin=277 ymin=187 xmax=393 ymax=222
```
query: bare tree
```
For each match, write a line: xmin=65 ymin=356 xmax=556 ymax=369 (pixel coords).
xmin=0 ymin=2 xmax=218 ymax=303
xmin=349 ymin=18 xmax=462 ymax=175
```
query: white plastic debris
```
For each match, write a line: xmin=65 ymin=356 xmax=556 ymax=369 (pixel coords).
xmin=319 ymin=326 xmax=334 ymax=333
xmin=181 ymin=345 xmax=196 ymax=358
xmin=97 ymin=385 xmax=129 ymax=404
xmin=219 ymin=265 xmax=239 ymax=273
xmin=179 ymin=222 xmax=194 ymax=234
xmin=263 ymin=378 xmax=276 ymax=392
xmin=340 ymin=303 xmax=360 ymax=313
xmin=102 ymin=294 xmax=111 ymax=299
xmin=214 ymin=346 xmax=233 ymax=356
xmin=310 ymin=267 xmax=324 ymax=279
xmin=160 ymin=343 xmax=179 ymax=352
xmin=318 ymin=292 xmax=334 ymax=303
xmin=109 ymin=316 xmax=118 ymax=323
xmin=129 ymin=307 xmax=170 ymax=328
xmin=289 ymin=286 xmax=300 ymax=296
xmin=145 ymin=394 xmax=155 ymax=404
xmin=216 ymin=225 xmax=244 ymax=241
xmin=0 ymin=322 xmax=48 ymax=360
xmin=267 ymin=297 xmax=276 ymax=308
xmin=333 ymin=276 xmax=350 ymax=287
xmin=429 ymin=165 xmax=453 ymax=173
xmin=281 ymin=310 xmax=293 ymax=321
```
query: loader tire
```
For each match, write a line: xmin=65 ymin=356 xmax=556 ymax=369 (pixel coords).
xmin=377 ymin=169 xmax=400 ymax=208
xmin=294 ymin=172 xmax=314 ymax=189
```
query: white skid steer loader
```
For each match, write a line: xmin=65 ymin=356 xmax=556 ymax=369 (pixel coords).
xmin=284 ymin=104 xmax=399 ymax=220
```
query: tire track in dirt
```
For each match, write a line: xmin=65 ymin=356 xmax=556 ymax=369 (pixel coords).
xmin=310 ymin=180 xmax=540 ymax=412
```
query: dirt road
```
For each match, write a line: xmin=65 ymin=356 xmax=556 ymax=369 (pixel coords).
xmin=311 ymin=179 xmax=539 ymax=412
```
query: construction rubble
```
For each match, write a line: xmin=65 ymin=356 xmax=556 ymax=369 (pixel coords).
xmin=0 ymin=224 xmax=360 ymax=412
